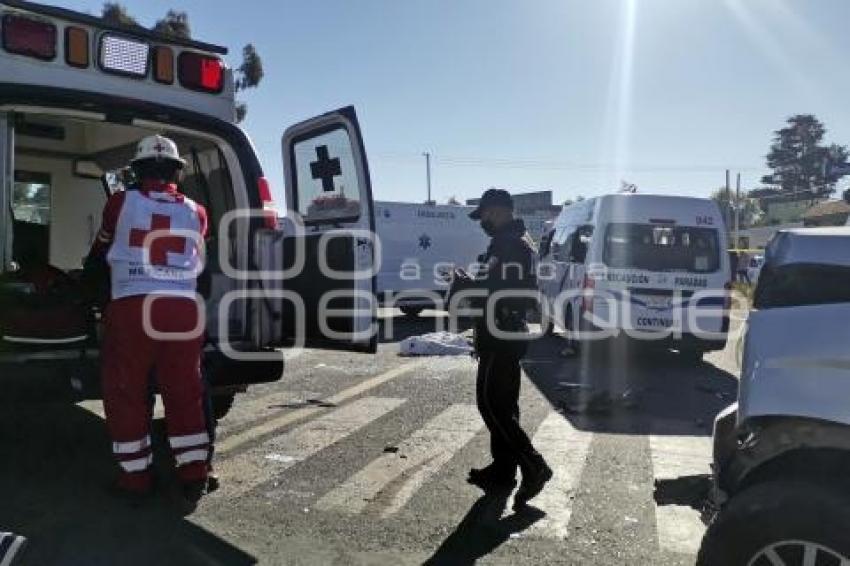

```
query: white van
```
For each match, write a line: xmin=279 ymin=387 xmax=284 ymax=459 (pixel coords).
xmin=375 ymin=201 xmax=488 ymax=316
xmin=0 ymin=1 xmax=378 ymax=417
xmin=538 ymin=194 xmax=731 ymax=358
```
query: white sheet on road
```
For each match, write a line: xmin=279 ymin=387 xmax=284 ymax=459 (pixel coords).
xmin=399 ymin=332 xmax=473 ymax=356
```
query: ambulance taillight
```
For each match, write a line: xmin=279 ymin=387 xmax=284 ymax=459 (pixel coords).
xmin=178 ymin=52 xmax=224 ymax=94
xmin=2 ymin=13 xmax=56 ymax=61
xmin=257 ymin=177 xmax=279 ymax=230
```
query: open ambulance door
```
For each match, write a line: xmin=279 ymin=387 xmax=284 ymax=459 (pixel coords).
xmin=255 ymin=106 xmax=378 ymax=353
xmin=0 ymin=113 xmax=13 ymax=273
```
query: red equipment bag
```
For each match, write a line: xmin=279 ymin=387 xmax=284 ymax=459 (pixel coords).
xmin=0 ymin=265 xmax=90 ymax=349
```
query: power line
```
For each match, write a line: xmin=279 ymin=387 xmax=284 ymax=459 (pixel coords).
xmin=372 ymin=152 xmax=764 ymax=173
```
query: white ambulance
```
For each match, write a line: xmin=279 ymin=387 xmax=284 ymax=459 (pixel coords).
xmin=538 ymin=193 xmax=731 ymax=359
xmin=0 ymin=0 xmax=378 ymax=417
xmin=374 ymin=201 xmax=488 ymax=316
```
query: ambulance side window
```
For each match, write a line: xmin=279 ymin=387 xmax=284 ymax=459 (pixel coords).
xmin=291 ymin=127 xmax=362 ymax=223
xmin=12 ymin=171 xmax=51 ymax=225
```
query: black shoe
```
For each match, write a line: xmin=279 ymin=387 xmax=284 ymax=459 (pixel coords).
xmin=176 ymin=480 xmax=207 ymax=515
xmin=513 ymin=462 xmax=553 ymax=509
xmin=206 ymin=473 xmax=220 ymax=494
xmin=467 ymin=465 xmax=517 ymax=490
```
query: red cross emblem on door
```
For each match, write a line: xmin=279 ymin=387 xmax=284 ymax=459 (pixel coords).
xmin=129 ymin=214 xmax=188 ymax=266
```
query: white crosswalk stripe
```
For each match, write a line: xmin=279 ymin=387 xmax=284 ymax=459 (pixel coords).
xmin=315 ymin=404 xmax=483 ymax=517
xmin=649 ymin=426 xmax=712 ymax=555
xmin=215 ymin=396 xmax=406 ymax=498
xmin=516 ymin=413 xmax=593 ymax=539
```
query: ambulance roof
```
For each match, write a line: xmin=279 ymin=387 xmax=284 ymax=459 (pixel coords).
xmin=3 ymin=0 xmax=228 ymax=55
xmin=0 ymin=0 xmax=237 ymax=122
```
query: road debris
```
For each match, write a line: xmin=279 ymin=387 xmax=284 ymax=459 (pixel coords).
xmin=399 ymin=332 xmax=473 ymax=356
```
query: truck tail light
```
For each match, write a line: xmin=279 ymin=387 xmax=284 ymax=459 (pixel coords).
xmin=65 ymin=26 xmax=88 ymax=68
xmin=257 ymin=177 xmax=278 ymax=230
xmin=178 ymin=51 xmax=224 ymax=93
xmin=2 ymin=14 xmax=56 ymax=61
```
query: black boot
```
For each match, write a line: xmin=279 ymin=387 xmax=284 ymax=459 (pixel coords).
xmin=513 ymin=460 xmax=553 ymax=509
xmin=467 ymin=463 xmax=517 ymax=490
xmin=175 ymin=480 xmax=207 ymax=515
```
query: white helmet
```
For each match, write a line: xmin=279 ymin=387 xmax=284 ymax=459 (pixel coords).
xmin=131 ymin=134 xmax=186 ymax=167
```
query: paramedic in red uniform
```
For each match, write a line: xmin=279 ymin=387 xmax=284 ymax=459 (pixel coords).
xmin=88 ymin=134 xmax=211 ymax=506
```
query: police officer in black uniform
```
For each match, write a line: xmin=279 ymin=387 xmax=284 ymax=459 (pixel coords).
xmin=452 ymin=188 xmax=552 ymax=508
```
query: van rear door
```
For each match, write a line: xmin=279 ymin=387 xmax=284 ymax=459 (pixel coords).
xmin=254 ymin=106 xmax=377 ymax=353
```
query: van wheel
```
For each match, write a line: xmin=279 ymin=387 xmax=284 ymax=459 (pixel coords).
xmin=211 ymin=393 xmax=236 ymax=421
xmin=697 ymin=480 xmax=850 ymax=566
xmin=400 ymin=306 xmax=424 ymax=318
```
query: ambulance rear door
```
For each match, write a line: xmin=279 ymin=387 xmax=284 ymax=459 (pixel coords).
xmin=0 ymin=112 xmax=12 ymax=273
xmin=255 ymin=106 xmax=378 ymax=353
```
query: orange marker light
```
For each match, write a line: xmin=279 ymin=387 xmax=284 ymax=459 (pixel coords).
xmin=153 ymin=46 xmax=174 ymax=84
xmin=65 ymin=27 xmax=89 ymax=68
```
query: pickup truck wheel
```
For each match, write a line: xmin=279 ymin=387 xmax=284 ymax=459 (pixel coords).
xmin=210 ymin=392 xmax=236 ymax=421
xmin=697 ymin=480 xmax=850 ymax=566
xmin=400 ymin=306 xmax=424 ymax=318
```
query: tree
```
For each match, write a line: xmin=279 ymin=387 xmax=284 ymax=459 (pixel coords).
xmin=762 ymin=114 xmax=849 ymax=198
xmin=100 ymin=6 xmax=264 ymax=123
xmin=234 ymin=44 xmax=264 ymax=122
xmin=101 ymin=2 xmax=138 ymax=28
xmin=710 ymin=187 xmax=763 ymax=229
xmin=446 ymin=196 xmax=461 ymax=205
xmin=153 ymin=10 xmax=191 ymax=39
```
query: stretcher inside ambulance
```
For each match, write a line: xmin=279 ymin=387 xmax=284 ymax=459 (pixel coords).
xmin=0 ymin=1 xmax=378 ymax=418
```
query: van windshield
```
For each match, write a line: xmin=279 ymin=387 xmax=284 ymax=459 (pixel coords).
xmin=604 ymin=223 xmax=720 ymax=273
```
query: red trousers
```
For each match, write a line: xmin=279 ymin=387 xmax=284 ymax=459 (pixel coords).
xmin=101 ymin=295 xmax=209 ymax=491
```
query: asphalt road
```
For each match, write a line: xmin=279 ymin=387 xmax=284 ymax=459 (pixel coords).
xmin=0 ymin=310 xmax=741 ymax=565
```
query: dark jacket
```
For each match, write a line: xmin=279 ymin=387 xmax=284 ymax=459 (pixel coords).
xmin=456 ymin=219 xmax=537 ymax=355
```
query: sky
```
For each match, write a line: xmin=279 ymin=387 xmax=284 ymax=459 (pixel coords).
xmin=69 ymin=0 xmax=850 ymax=205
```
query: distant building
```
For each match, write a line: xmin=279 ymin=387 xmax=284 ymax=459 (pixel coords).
xmin=753 ymin=190 xmax=827 ymax=225
xmin=737 ymin=223 xmax=804 ymax=250
xmin=467 ymin=190 xmax=561 ymax=240
xmin=802 ymin=199 xmax=850 ymax=227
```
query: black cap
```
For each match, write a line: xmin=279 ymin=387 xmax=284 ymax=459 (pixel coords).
xmin=469 ymin=188 xmax=514 ymax=219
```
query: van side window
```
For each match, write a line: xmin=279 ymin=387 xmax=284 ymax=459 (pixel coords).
xmin=551 ymin=227 xmax=571 ymax=262
xmin=569 ymin=225 xmax=593 ymax=263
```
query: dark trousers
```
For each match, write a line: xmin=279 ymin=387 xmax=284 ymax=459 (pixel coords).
xmin=475 ymin=350 xmax=541 ymax=476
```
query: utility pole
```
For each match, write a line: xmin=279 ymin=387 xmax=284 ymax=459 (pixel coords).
xmin=725 ymin=169 xmax=731 ymax=237
xmin=735 ymin=172 xmax=741 ymax=250
xmin=423 ymin=152 xmax=432 ymax=204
